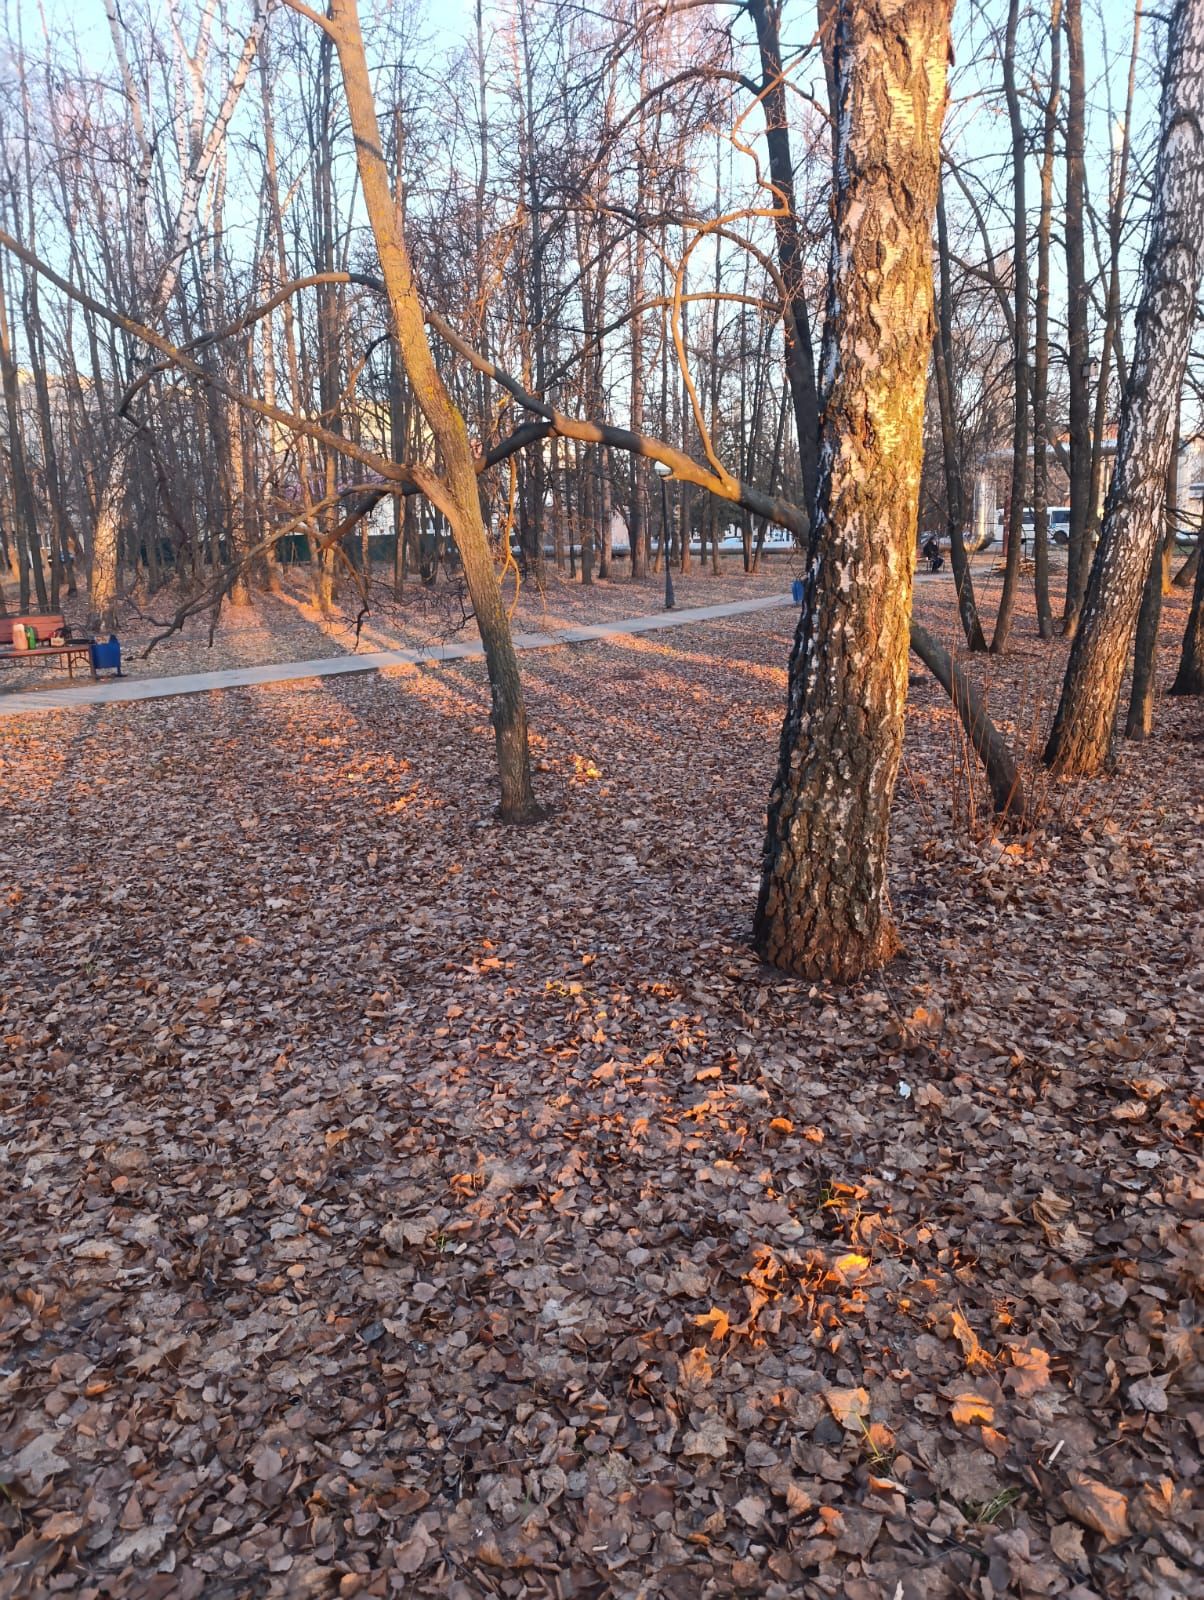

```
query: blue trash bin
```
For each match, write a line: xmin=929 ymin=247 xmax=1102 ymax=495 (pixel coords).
xmin=90 ymin=636 xmax=123 ymax=676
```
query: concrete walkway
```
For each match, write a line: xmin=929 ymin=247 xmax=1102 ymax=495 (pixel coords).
xmin=0 ymin=593 xmax=796 ymax=718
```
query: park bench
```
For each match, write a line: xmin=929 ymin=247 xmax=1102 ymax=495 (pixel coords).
xmin=0 ymin=614 xmax=98 ymax=680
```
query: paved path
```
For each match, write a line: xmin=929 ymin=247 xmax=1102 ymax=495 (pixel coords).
xmin=0 ymin=593 xmax=796 ymax=718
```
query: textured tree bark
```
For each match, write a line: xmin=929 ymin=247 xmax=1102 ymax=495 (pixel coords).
xmin=319 ymin=0 xmax=538 ymax=822
xmin=1045 ymin=0 xmax=1204 ymax=774
xmin=754 ymin=0 xmax=952 ymax=981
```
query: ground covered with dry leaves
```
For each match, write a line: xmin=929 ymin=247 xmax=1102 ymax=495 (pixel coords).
xmin=1 ymin=582 xmax=1201 ymax=1600
xmin=0 ymin=560 xmax=800 ymax=691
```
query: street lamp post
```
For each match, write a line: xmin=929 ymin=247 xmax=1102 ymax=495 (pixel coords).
xmin=653 ymin=460 xmax=675 ymax=610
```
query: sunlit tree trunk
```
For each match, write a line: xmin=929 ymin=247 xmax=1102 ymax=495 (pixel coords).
xmin=1045 ymin=0 xmax=1204 ymax=774
xmin=315 ymin=0 xmax=538 ymax=822
xmin=755 ymin=0 xmax=952 ymax=980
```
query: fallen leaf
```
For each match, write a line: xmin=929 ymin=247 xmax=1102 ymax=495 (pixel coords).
xmin=6 ymin=1433 xmax=69 ymax=1492
xmin=681 ymin=1415 xmax=729 ymax=1458
xmin=1062 ymin=1473 xmax=1130 ymax=1544
xmin=734 ymin=1494 xmax=767 ymax=1527
xmin=252 ymin=1445 xmax=284 ymax=1481
xmin=1050 ymin=1521 xmax=1087 ymax=1565
xmin=951 ymin=1394 xmax=995 ymax=1425
xmin=1006 ymin=1344 xmax=1051 ymax=1397
xmin=694 ymin=1306 xmax=731 ymax=1340
xmin=1128 ymin=1374 xmax=1169 ymax=1413
xmin=825 ymin=1387 xmax=870 ymax=1429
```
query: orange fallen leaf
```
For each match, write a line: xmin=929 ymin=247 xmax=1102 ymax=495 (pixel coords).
xmin=1062 ymin=1473 xmax=1130 ymax=1544
xmin=951 ymin=1307 xmax=992 ymax=1369
xmin=951 ymin=1393 xmax=995 ymax=1425
xmin=694 ymin=1307 xmax=731 ymax=1340
xmin=834 ymin=1251 xmax=870 ymax=1278
xmin=1006 ymin=1344 xmax=1051 ymax=1397
xmin=825 ymin=1387 xmax=870 ymax=1428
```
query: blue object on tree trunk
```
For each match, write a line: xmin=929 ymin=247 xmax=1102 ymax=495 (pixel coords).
xmin=791 ymin=578 xmax=805 ymax=605
xmin=90 ymin=636 xmax=123 ymax=675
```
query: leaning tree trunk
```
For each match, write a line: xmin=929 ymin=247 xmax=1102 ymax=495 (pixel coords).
xmin=316 ymin=0 xmax=538 ymax=822
xmin=754 ymin=0 xmax=952 ymax=981
xmin=1045 ymin=0 xmax=1204 ymax=775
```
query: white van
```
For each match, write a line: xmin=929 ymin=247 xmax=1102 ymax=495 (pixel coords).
xmin=994 ymin=506 xmax=1072 ymax=547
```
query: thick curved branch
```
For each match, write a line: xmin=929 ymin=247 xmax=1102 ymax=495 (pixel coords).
xmin=908 ymin=620 xmax=1027 ymax=817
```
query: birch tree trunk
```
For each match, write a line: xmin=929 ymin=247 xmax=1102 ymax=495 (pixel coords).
xmin=1045 ymin=0 xmax=1204 ymax=775
xmin=316 ymin=0 xmax=538 ymax=822
xmin=754 ymin=0 xmax=952 ymax=981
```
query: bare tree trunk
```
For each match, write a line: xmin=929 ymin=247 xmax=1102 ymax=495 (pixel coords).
xmin=1125 ymin=428 xmax=1179 ymax=737
xmin=1031 ymin=0 xmax=1063 ymax=640
xmin=748 ymin=0 xmax=821 ymax=510
xmin=910 ymin=621 xmax=1026 ymax=815
xmin=1169 ymin=502 xmax=1204 ymax=694
xmin=1173 ymin=536 xmax=1199 ymax=590
xmin=934 ymin=182 xmax=986 ymax=650
xmin=755 ymin=0 xmax=952 ymax=980
xmin=90 ymin=450 xmax=125 ymax=632
xmin=991 ymin=0 xmax=1030 ymax=653
xmin=0 ymin=266 xmax=47 ymax=611
xmin=1088 ymin=0 xmax=1142 ymax=586
xmin=315 ymin=0 xmax=538 ymax=822
xmin=1062 ymin=0 xmax=1093 ymax=634
xmin=1045 ymin=0 xmax=1204 ymax=774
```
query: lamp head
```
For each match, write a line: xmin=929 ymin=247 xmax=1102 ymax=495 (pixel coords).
xmin=652 ymin=460 xmax=672 ymax=479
